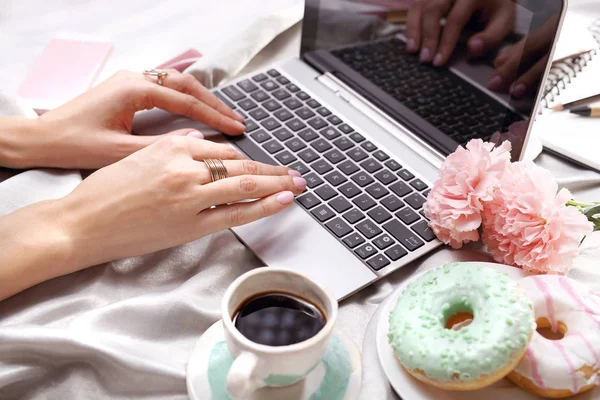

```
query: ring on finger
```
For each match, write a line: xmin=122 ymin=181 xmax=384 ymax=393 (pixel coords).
xmin=204 ymin=159 xmax=229 ymax=182
xmin=143 ymin=68 xmax=169 ymax=86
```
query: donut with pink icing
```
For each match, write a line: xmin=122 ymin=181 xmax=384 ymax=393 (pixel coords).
xmin=508 ymin=275 xmax=600 ymax=398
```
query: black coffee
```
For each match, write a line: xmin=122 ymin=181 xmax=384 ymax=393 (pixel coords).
xmin=233 ymin=292 xmax=326 ymax=346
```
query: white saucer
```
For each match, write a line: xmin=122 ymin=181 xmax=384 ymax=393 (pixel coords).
xmin=186 ymin=321 xmax=362 ymax=400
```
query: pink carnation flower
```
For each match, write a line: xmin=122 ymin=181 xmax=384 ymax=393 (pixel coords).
xmin=424 ymin=139 xmax=512 ymax=249
xmin=482 ymin=161 xmax=593 ymax=274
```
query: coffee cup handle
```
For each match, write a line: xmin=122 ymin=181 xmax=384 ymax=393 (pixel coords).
xmin=226 ymin=351 xmax=264 ymax=399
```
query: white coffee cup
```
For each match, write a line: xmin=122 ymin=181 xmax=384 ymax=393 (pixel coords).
xmin=222 ymin=267 xmax=338 ymax=399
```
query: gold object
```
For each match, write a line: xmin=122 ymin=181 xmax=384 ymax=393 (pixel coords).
xmin=143 ymin=69 xmax=168 ymax=85
xmin=204 ymin=159 xmax=229 ymax=182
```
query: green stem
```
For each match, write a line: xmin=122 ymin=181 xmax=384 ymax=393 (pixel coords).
xmin=567 ymin=199 xmax=600 ymax=232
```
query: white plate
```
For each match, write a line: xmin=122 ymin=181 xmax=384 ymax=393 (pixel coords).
xmin=375 ymin=262 xmax=549 ymax=400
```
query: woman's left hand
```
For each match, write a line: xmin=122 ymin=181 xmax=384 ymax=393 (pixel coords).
xmin=9 ymin=69 xmax=246 ymax=169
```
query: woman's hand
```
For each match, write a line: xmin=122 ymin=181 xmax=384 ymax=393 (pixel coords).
xmin=406 ymin=0 xmax=515 ymax=66
xmin=4 ymin=70 xmax=245 ymax=169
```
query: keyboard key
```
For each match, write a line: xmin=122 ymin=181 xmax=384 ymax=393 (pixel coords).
xmin=230 ymin=135 xmax=276 ymax=166
xmin=405 ymin=193 xmax=427 ymax=210
xmin=251 ymin=90 xmax=270 ymax=102
xmin=286 ymin=118 xmax=307 ymax=132
xmin=423 ymin=189 xmax=431 ymax=197
xmin=277 ymin=76 xmax=290 ymax=85
xmin=339 ymin=123 xmax=354 ymax=134
xmin=384 ymin=159 xmax=402 ymax=171
xmin=283 ymin=98 xmax=303 ymax=110
xmin=349 ymin=132 xmax=365 ymax=143
xmin=243 ymin=120 xmax=259 ymax=133
xmin=311 ymin=205 xmax=335 ymax=222
xmin=297 ymin=91 xmax=310 ymax=101
xmin=410 ymin=179 xmax=428 ymax=191
xmin=252 ymin=73 xmax=268 ymax=82
xmin=289 ymin=161 xmax=309 ymax=175
xmin=356 ymin=219 xmax=382 ymax=239
xmin=348 ymin=148 xmax=368 ymax=162
xmin=298 ymin=128 xmax=318 ymax=142
xmin=328 ymin=115 xmax=342 ymax=125
xmin=249 ymin=108 xmax=269 ymax=121
xmin=262 ymin=140 xmax=284 ymax=154
xmin=351 ymin=172 xmax=374 ymax=187
xmin=307 ymin=99 xmax=321 ymax=108
xmin=360 ymin=158 xmax=383 ymax=173
xmin=298 ymin=149 xmax=319 ymax=163
xmin=333 ymin=137 xmax=354 ymax=151
xmin=315 ymin=185 xmax=337 ymax=201
xmin=339 ymin=182 xmax=362 ymax=199
xmin=267 ymin=69 xmax=280 ymax=77
xmin=374 ymin=169 xmax=398 ymax=185
xmin=250 ymin=130 xmax=271 ymax=143
xmin=361 ymin=141 xmax=377 ymax=152
xmin=420 ymin=210 xmax=429 ymax=220
xmin=215 ymin=91 xmax=235 ymax=108
xmin=324 ymin=150 xmax=346 ymax=164
xmin=383 ymin=220 xmax=425 ymax=251
xmin=324 ymin=171 xmax=348 ymax=186
xmin=261 ymin=80 xmax=278 ymax=91
xmin=308 ymin=117 xmax=328 ymax=130
xmin=311 ymin=159 xmax=333 ymax=174
xmin=304 ymin=173 xmax=324 ymax=188
xmin=274 ymin=109 xmax=294 ymax=121
xmin=297 ymin=193 xmax=321 ymax=209
xmin=367 ymin=254 xmax=391 ymax=271
xmin=261 ymin=117 xmax=282 ymax=131
xmin=343 ymin=208 xmax=365 ymax=223
xmin=321 ymin=127 xmax=341 ymax=140
xmin=284 ymin=138 xmax=306 ymax=153
xmin=273 ymin=128 xmax=293 ymax=142
xmin=353 ymin=194 xmax=376 ymax=211
xmin=381 ymin=195 xmax=404 ymax=212
xmin=326 ymin=218 xmax=353 ymax=238
xmin=412 ymin=220 xmax=436 ymax=242
xmin=296 ymin=107 xmax=315 ymax=120
xmin=343 ymin=233 xmax=365 ymax=248
xmin=317 ymin=107 xmax=331 ymax=117
xmin=329 ymin=196 xmax=352 ymax=213
xmin=396 ymin=208 xmax=420 ymax=224
xmin=390 ymin=181 xmax=412 ymax=197
xmin=263 ymin=99 xmax=282 ymax=112
xmin=373 ymin=234 xmax=394 ymax=250
xmin=275 ymin=150 xmax=297 ymax=165
xmin=398 ymin=169 xmax=415 ymax=181
xmin=338 ymin=160 xmax=359 ymax=176
xmin=287 ymin=84 xmax=300 ymax=92
xmin=222 ymin=85 xmax=245 ymax=101
xmin=373 ymin=150 xmax=390 ymax=161
xmin=367 ymin=206 xmax=392 ymax=224
xmin=366 ymin=183 xmax=389 ymax=199
xmin=311 ymin=139 xmax=332 ymax=153
xmin=238 ymin=79 xmax=258 ymax=93
xmin=272 ymin=89 xmax=290 ymax=101
xmin=385 ymin=244 xmax=408 ymax=261
xmin=355 ymin=243 xmax=377 ymax=259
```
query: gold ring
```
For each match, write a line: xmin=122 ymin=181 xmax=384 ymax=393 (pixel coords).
xmin=204 ymin=159 xmax=228 ymax=182
xmin=143 ymin=69 xmax=168 ymax=86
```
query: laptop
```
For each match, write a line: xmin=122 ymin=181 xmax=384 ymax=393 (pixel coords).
xmin=214 ymin=0 xmax=566 ymax=300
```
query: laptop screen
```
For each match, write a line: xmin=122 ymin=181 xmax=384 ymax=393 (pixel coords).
xmin=301 ymin=0 xmax=565 ymax=161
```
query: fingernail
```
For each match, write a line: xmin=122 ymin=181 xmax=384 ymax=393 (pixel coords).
xmin=406 ymin=38 xmax=417 ymax=52
xmin=187 ymin=130 xmax=204 ymax=139
xmin=433 ymin=53 xmax=443 ymax=67
xmin=288 ymin=169 xmax=302 ymax=177
xmin=420 ymin=48 xmax=430 ymax=63
xmin=293 ymin=177 xmax=307 ymax=191
xmin=511 ymin=83 xmax=527 ymax=98
xmin=488 ymin=75 xmax=502 ymax=91
xmin=277 ymin=191 xmax=295 ymax=205
xmin=469 ymin=38 xmax=484 ymax=54
xmin=234 ymin=121 xmax=246 ymax=131
xmin=234 ymin=111 xmax=245 ymax=121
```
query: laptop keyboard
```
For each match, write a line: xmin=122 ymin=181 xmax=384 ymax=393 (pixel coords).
xmin=332 ymin=38 xmax=523 ymax=146
xmin=216 ymin=68 xmax=436 ymax=272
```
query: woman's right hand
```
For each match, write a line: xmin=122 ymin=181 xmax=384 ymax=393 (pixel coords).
xmin=59 ymin=133 xmax=306 ymax=273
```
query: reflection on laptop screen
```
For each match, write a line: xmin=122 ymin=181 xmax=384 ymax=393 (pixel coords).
xmin=301 ymin=0 xmax=564 ymax=161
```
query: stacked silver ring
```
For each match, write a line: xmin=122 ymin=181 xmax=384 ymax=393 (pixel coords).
xmin=204 ymin=159 xmax=229 ymax=182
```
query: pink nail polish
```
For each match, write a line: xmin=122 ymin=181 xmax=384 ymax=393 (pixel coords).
xmin=488 ymin=75 xmax=502 ymax=91
xmin=288 ymin=169 xmax=302 ymax=177
xmin=293 ymin=177 xmax=307 ymax=191
xmin=277 ymin=191 xmax=294 ymax=205
xmin=511 ymin=83 xmax=527 ymax=98
xmin=469 ymin=38 xmax=484 ymax=53
xmin=235 ymin=121 xmax=246 ymax=131
xmin=234 ymin=111 xmax=245 ymax=121
xmin=420 ymin=48 xmax=430 ymax=63
xmin=433 ymin=53 xmax=443 ymax=67
xmin=187 ymin=130 xmax=204 ymax=139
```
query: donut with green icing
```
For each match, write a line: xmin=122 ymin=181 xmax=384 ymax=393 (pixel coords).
xmin=388 ymin=262 xmax=535 ymax=390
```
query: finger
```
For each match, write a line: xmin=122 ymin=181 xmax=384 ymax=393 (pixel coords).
xmin=489 ymin=45 xmax=523 ymax=92
xmin=433 ymin=0 xmax=477 ymax=66
xmin=161 ymin=70 xmax=245 ymax=124
xmin=118 ymin=129 xmax=204 ymax=151
xmin=196 ymin=159 xmax=298 ymax=184
xmin=509 ymin=55 xmax=548 ymax=99
xmin=198 ymin=174 xmax=306 ymax=208
xmin=142 ymin=83 xmax=246 ymax=135
xmin=420 ymin=0 xmax=453 ymax=63
xmin=198 ymin=191 xmax=295 ymax=232
xmin=406 ymin=1 xmax=423 ymax=53
xmin=468 ymin=4 xmax=515 ymax=57
xmin=182 ymin=136 xmax=247 ymax=161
